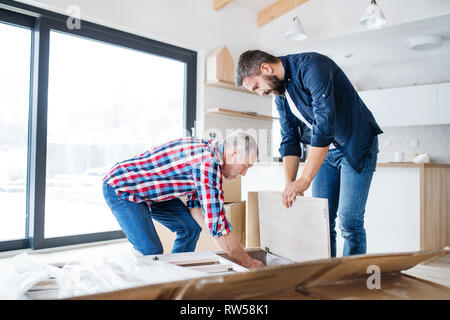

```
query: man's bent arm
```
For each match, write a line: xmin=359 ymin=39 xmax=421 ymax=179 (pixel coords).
xmin=283 ymin=155 xmax=300 ymax=184
xmin=282 ymin=146 xmax=329 ymax=208
xmin=189 ymin=207 xmax=264 ymax=269
xmin=300 ymin=146 xmax=329 ymax=184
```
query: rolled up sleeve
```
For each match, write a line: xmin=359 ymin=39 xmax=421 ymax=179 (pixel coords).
xmin=302 ymin=55 xmax=336 ymax=147
xmin=276 ymin=96 xmax=302 ymax=157
xmin=191 ymin=157 xmax=231 ymax=238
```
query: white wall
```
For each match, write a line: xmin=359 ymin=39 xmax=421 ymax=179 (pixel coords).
xmin=15 ymin=0 xmax=450 ymax=163
xmin=259 ymin=0 xmax=450 ymax=55
xmin=17 ymin=0 xmax=273 ymax=149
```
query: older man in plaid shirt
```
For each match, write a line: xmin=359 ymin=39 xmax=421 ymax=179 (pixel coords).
xmin=102 ymin=131 xmax=264 ymax=269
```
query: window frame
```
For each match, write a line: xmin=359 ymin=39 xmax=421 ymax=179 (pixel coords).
xmin=0 ymin=0 xmax=197 ymax=251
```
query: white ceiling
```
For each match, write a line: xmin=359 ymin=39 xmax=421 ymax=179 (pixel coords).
xmin=230 ymin=0 xmax=450 ymax=69
xmin=288 ymin=13 xmax=450 ymax=68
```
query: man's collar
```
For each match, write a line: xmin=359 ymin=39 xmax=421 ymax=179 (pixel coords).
xmin=278 ymin=55 xmax=292 ymax=86
xmin=211 ymin=140 xmax=224 ymax=165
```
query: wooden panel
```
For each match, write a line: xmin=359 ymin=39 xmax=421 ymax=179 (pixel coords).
xmin=257 ymin=191 xmax=330 ymax=262
xmin=257 ymin=0 xmax=309 ymax=27
xmin=421 ymin=166 xmax=450 ymax=250
xmin=213 ymin=0 xmax=235 ymax=11
xmin=205 ymin=80 xmax=266 ymax=97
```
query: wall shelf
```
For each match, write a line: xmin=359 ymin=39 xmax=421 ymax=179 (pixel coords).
xmin=205 ymin=80 xmax=270 ymax=98
xmin=204 ymin=108 xmax=278 ymax=121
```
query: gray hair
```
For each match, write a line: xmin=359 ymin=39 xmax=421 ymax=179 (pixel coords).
xmin=223 ymin=131 xmax=258 ymax=161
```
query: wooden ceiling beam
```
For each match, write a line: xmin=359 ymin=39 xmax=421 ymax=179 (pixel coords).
xmin=213 ymin=0 xmax=235 ymax=11
xmin=257 ymin=0 xmax=309 ymax=27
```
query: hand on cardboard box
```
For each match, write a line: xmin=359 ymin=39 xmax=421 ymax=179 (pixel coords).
xmin=244 ymin=258 xmax=265 ymax=269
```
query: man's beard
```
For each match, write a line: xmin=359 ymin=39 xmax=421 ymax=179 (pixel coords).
xmin=264 ymin=75 xmax=285 ymax=96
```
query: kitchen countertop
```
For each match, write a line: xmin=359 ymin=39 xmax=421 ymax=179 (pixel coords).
xmin=254 ymin=162 xmax=450 ymax=168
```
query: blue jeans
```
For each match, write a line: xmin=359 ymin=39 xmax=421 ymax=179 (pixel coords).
xmin=102 ymin=182 xmax=201 ymax=255
xmin=312 ymin=136 xmax=379 ymax=257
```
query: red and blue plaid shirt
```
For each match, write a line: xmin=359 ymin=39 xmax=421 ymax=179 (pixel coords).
xmin=103 ymin=137 xmax=231 ymax=237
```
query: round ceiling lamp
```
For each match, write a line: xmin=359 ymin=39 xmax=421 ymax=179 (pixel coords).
xmin=409 ymin=35 xmax=444 ymax=51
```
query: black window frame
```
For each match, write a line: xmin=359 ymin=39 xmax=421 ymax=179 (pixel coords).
xmin=0 ymin=0 xmax=197 ymax=251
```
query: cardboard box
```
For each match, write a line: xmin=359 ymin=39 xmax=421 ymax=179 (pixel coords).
xmin=154 ymin=200 xmax=246 ymax=253
xmin=222 ymin=175 xmax=241 ymax=203
xmin=246 ymin=191 xmax=260 ymax=247
xmin=69 ymin=248 xmax=450 ymax=300
xmin=23 ymin=190 xmax=450 ymax=300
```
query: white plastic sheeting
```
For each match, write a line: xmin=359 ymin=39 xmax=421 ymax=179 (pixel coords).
xmin=0 ymin=250 xmax=207 ymax=299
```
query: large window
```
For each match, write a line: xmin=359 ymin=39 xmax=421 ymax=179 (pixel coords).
xmin=0 ymin=2 xmax=196 ymax=251
xmin=45 ymin=31 xmax=185 ymax=237
xmin=0 ymin=21 xmax=31 ymax=242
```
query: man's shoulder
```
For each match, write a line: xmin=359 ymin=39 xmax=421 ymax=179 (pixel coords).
xmin=155 ymin=137 xmax=210 ymax=150
xmin=279 ymin=51 xmax=325 ymax=62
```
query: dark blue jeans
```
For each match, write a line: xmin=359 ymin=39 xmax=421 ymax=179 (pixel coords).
xmin=312 ymin=137 xmax=379 ymax=257
xmin=102 ymin=182 xmax=201 ymax=255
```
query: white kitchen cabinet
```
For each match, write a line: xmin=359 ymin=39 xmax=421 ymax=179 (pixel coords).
xmin=358 ymin=90 xmax=384 ymax=127
xmin=363 ymin=167 xmax=421 ymax=254
xmin=243 ymin=163 xmax=450 ymax=256
xmin=437 ymin=82 xmax=450 ymax=124
xmin=358 ymin=82 xmax=450 ymax=127
xmin=380 ymin=84 xmax=438 ymax=127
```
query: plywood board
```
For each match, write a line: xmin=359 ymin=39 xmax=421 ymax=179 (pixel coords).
xmin=257 ymin=191 xmax=330 ymax=262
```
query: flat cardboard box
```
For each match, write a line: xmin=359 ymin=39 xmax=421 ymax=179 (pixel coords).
xmin=154 ymin=201 xmax=246 ymax=253
xmin=246 ymin=191 xmax=260 ymax=247
xmin=69 ymin=248 xmax=450 ymax=300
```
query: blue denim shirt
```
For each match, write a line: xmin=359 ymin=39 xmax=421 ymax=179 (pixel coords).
xmin=276 ymin=52 xmax=383 ymax=173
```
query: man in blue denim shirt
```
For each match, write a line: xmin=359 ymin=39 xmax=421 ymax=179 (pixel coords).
xmin=236 ymin=50 xmax=383 ymax=257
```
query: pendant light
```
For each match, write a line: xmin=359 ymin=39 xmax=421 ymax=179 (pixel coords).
xmin=285 ymin=0 xmax=308 ymax=41
xmin=360 ymin=0 xmax=386 ymax=30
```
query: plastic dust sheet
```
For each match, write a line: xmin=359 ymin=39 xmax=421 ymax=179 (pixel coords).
xmin=0 ymin=249 xmax=207 ymax=299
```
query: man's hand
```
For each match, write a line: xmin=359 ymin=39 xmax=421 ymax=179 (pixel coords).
xmin=190 ymin=209 xmax=265 ymax=269
xmin=243 ymin=258 xmax=265 ymax=269
xmin=281 ymin=146 xmax=329 ymax=208
xmin=282 ymin=177 xmax=311 ymax=208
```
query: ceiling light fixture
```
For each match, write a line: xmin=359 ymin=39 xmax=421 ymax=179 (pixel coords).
xmin=360 ymin=0 xmax=386 ymax=30
xmin=285 ymin=0 xmax=308 ymax=41
xmin=409 ymin=35 xmax=444 ymax=50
